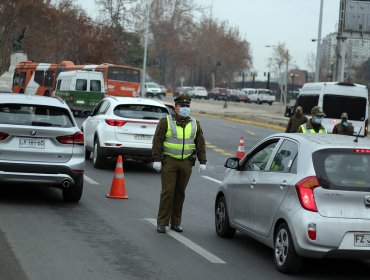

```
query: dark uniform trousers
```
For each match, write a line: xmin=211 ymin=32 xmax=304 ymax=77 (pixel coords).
xmin=157 ymin=156 xmax=193 ymax=226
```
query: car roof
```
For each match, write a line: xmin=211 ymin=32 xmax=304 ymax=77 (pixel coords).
xmin=0 ymin=93 xmax=68 ymax=108
xmin=106 ymin=96 xmax=167 ymax=108
xmin=268 ymin=133 xmax=370 ymax=151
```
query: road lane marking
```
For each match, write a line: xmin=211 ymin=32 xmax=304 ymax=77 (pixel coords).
xmin=246 ymin=130 xmax=256 ymax=135
xmin=144 ymin=218 xmax=226 ymax=264
xmin=222 ymin=124 xmax=237 ymax=129
xmin=202 ymin=176 xmax=222 ymax=184
xmin=84 ymin=175 xmax=99 ymax=185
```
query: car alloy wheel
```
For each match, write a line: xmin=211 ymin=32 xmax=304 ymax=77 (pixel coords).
xmin=274 ymin=223 xmax=302 ymax=273
xmin=215 ymin=196 xmax=235 ymax=238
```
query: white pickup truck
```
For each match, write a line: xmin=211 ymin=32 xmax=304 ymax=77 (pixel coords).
xmin=246 ymin=88 xmax=275 ymax=105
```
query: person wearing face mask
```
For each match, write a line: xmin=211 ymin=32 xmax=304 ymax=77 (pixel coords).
xmin=152 ymin=93 xmax=207 ymax=233
xmin=285 ymin=106 xmax=308 ymax=133
xmin=332 ymin=112 xmax=354 ymax=135
xmin=297 ymin=106 xmax=328 ymax=134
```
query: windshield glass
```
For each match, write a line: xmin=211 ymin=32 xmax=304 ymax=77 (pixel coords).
xmin=147 ymin=83 xmax=159 ymax=89
xmin=108 ymin=67 xmax=140 ymax=83
xmin=313 ymin=148 xmax=370 ymax=191
xmin=113 ymin=104 xmax=168 ymax=120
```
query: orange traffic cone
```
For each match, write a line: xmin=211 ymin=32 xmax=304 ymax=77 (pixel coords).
xmin=106 ymin=155 xmax=128 ymax=199
xmin=236 ymin=136 xmax=245 ymax=160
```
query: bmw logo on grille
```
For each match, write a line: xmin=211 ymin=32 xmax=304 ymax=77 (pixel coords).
xmin=30 ymin=129 xmax=36 ymax=136
xmin=141 ymin=124 xmax=147 ymax=128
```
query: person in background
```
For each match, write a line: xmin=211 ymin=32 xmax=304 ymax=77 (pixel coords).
xmin=297 ymin=106 xmax=328 ymax=134
xmin=332 ymin=112 xmax=354 ymax=135
xmin=152 ymin=93 xmax=207 ymax=233
xmin=285 ymin=106 xmax=308 ymax=133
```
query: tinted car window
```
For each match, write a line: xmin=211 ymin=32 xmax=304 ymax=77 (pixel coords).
xmin=270 ymin=140 xmax=298 ymax=173
xmin=0 ymin=104 xmax=73 ymax=127
xmin=44 ymin=70 xmax=55 ymax=87
xmin=297 ymin=95 xmax=319 ymax=115
xmin=114 ymin=104 xmax=168 ymax=120
xmin=323 ymin=95 xmax=367 ymax=121
xmin=313 ymin=148 xmax=370 ymax=191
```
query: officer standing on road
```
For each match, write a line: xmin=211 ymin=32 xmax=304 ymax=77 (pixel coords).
xmin=152 ymin=93 xmax=207 ymax=233
xmin=285 ymin=106 xmax=308 ymax=133
xmin=297 ymin=106 xmax=328 ymax=134
xmin=332 ymin=112 xmax=354 ymax=135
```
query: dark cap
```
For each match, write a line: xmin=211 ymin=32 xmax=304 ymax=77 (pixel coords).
xmin=341 ymin=112 xmax=348 ymax=119
xmin=174 ymin=93 xmax=191 ymax=104
xmin=311 ymin=106 xmax=325 ymax=117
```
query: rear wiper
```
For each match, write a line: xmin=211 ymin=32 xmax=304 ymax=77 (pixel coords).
xmin=142 ymin=116 xmax=159 ymax=120
xmin=32 ymin=121 xmax=61 ymax=127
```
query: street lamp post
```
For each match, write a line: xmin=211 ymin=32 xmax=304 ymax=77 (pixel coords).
xmin=140 ymin=0 xmax=150 ymax=97
xmin=314 ymin=0 xmax=324 ymax=82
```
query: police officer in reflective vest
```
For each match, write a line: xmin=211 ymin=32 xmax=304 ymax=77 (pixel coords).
xmin=152 ymin=93 xmax=207 ymax=233
xmin=297 ymin=106 xmax=328 ymax=134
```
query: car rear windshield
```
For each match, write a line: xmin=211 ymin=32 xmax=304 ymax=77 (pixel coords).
xmin=323 ymin=95 xmax=367 ymax=121
xmin=0 ymin=104 xmax=74 ymax=127
xmin=313 ymin=148 xmax=370 ymax=192
xmin=113 ymin=104 xmax=168 ymax=120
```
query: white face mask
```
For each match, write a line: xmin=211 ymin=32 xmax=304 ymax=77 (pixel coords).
xmin=179 ymin=107 xmax=191 ymax=117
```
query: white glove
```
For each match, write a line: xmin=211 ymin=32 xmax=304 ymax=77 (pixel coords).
xmin=153 ymin=161 xmax=162 ymax=172
xmin=199 ymin=164 xmax=206 ymax=173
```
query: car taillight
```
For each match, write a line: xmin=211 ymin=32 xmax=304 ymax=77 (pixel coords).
xmin=295 ymin=176 xmax=319 ymax=212
xmin=354 ymin=149 xmax=370 ymax=153
xmin=0 ymin=132 xmax=9 ymax=140
xmin=57 ymin=131 xmax=84 ymax=145
xmin=105 ymin=119 xmax=127 ymax=126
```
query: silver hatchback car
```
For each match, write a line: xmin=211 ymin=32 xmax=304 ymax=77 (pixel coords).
xmin=0 ymin=94 xmax=84 ymax=202
xmin=215 ymin=133 xmax=370 ymax=273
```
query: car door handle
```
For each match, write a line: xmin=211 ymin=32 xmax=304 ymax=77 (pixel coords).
xmin=279 ymin=180 xmax=288 ymax=189
xmin=250 ymin=179 xmax=256 ymax=189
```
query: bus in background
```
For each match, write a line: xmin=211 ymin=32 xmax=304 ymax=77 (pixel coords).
xmin=12 ymin=61 xmax=140 ymax=97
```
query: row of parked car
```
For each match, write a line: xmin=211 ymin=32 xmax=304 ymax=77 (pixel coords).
xmin=174 ymin=86 xmax=276 ymax=105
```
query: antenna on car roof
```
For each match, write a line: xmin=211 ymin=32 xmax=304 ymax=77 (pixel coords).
xmin=354 ymin=127 xmax=362 ymax=143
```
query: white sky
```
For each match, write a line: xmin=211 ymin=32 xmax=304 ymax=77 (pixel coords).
xmin=76 ymin=0 xmax=340 ymax=78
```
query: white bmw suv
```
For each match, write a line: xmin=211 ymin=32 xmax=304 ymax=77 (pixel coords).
xmin=82 ymin=96 xmax=169 ymax=168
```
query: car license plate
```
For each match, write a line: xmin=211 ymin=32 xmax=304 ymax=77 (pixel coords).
xmin=19 ymin=138 xmax=45 ymax=149
xmin=354 ymin=234 xmax=370 ymax=247
xmin=134 ymin=134 xmax=152 ymax=140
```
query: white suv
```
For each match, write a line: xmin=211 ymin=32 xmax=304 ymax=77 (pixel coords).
xmin=82 ymin=96 xmax=169 ymax=168
xmin=0 ymin=93 xmax=85 ymax=202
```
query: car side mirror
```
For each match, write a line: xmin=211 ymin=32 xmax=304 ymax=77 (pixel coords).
xmin=224 ymin=157 xmax=240 ymax=169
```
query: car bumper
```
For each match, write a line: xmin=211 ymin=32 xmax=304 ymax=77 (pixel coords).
xmin=0 ymin=162 xmax=84 ymax=187
xmin=100 ymin=146 xmax=153 ymax=160
xmin=289 ymin=210 xmax=370 ymax=258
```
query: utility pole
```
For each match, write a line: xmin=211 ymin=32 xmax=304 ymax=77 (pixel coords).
xmin=314 ymin=0 xmax=324 ymax=82
xmin=140 ymin=0 xmax=150 ymax=97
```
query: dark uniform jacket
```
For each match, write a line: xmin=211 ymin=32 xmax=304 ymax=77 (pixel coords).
xmin=285 ymin=114 xmax=308 ymax=133
xmin=152 ymin=114 xmax=207 ymax=164
xmin=332 ymin=123 xmax=354 ymax=135
xmin=297 ymin=119 xmax=326 ymax=133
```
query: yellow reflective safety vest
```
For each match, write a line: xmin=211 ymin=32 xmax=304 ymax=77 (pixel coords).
xmin=299 ymin=123 xmax=328 ymax=134
xmin=163 ymin=115 xmax=197 ymax=159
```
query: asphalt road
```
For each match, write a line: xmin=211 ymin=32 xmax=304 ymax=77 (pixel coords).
xmin=0 ymin=114 xmax=370 ymax=280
